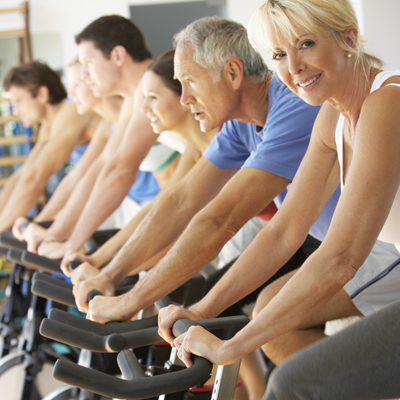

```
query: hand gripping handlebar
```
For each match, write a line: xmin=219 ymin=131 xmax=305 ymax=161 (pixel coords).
xmin=31 ymin=272 xmax=134 ymax=307
xmin=51 ymin=316 xmax=248 ymax=399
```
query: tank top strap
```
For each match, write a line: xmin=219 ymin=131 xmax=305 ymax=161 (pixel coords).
xmin=334 ymin=113 xmax=346 ymax=191
xmin=370 ymin=70 xmax=400 ymax=93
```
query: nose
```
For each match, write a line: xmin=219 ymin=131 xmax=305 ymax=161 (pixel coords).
xmin=140 ymin=97 xmax=150 ymax=114
xmin=81 ymin=64 xmax=90 ymax=83
xmin=180 ymin=87 xmax=195 ymax=107
xmin=288 ymin=52 xmax=305 ymax=76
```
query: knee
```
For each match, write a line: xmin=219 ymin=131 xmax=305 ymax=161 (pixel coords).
xmin=265 ymin=366 xmax=307 ymax=400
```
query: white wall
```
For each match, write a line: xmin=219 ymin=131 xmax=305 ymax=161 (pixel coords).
xmin=1 ymin=0 xmax=399 ymax=76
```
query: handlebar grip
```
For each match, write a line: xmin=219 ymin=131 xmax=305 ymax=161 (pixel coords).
xmin=21 ymin=251 xmax=61 ymax=273
xmin=68 ymin=259 xmax=82 ymax=271
xmin=88 ymin=290 xmax=102 ymax=301
xmin=53 ymin=353 xmax=212 ymax=399
xmin=0 ymin=245 xmax=9 ymax=257
xmin=0 ymin=232 xmax=27 ymax=251
xmin=31 ymin=277 xmax=76 ymax=307
xmin=6 ymin=248 xmax=23 ymax=263
xmin=47 ymin=308 xmax=158 ymax=334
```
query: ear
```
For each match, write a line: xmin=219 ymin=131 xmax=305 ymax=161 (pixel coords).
xmin=344 ymin=25 xmax=358 ymax=51
xmin=36 ymin=86 xmax=49 ymax=104
xmin=110 ymin=45 xmax=128 ymax=67
xmin=223 ymin=58 xmax=244 ymax=90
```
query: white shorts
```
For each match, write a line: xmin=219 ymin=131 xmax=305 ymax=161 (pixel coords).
xmin=217 ymin=217 xmax=266 ymax=269
xmin=343 ymin=239 xmax=400 ymax=316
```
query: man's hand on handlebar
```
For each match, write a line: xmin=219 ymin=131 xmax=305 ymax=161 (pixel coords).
xmin=12 ymin=216 xmax=29 ymax=240
xmin=38 ymin=237 xmax=72 ymax=259
xmin=158 ymin=305 xmax=205 ymax=344
xmin=173 ymin=326 xmax=225 ymax=367
xmin=72 ymin=272 xmax=115 ymax=313
xmin=23 ymin=222 xmax=49 ymax=253
xmin=70 ymin=262 xmax=100 ymax=284
xmin=86 ymin=292 xmax=138 ymax=323
xmin=61 ymin=250 xmax=94 ymax=277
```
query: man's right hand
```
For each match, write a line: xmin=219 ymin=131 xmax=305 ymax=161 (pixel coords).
xmin=158 ymin=305 xmax=205 ymax=344
xmin=70 ymin=262 xmax=100 ymax=285
xmin=23 ymin=223 xmax=49 ymax=253
xmin=12 ymin=217 xmax=29 ymax=240
xmin=72 ymin=272 xmax=115 ymax=313
xmin=60 ymin=250 xmax=93 ymax=277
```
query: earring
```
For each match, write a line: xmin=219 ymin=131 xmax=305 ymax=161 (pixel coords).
xmin=347 ymin=53 xmax=352 ymax=58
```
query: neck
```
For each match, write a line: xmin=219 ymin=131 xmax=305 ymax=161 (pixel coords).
xmin=40 ymin=99 xmax=65 ymax=124
xmin=173 ymin=113 xmax=217 ymax=153
xmin=230 ymin=72 xmax=271 ymax=127
xmin=93 ymin=96 xmax=123 ymax=122
xmin=328 ymin=65 xmax=376 ymax=128
xmin=116 ymin=58 xmax=153 ymax=98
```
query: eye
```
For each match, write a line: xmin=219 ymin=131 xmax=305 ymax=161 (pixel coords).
xmin=300 ymin=40 xmax=315 ymax=49
xmin=272 ymin=52 xmax=286 ymax=61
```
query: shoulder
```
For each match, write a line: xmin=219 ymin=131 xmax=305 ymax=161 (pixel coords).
xmin=312 ymin=102 xmax=340 ymax=151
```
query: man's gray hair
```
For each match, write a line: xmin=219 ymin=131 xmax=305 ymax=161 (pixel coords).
xmin=173 ymin=16 xmax=268 ymax=83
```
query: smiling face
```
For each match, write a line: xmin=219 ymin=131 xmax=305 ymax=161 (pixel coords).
xmin=269 ymin=28 xmax=353 ymax=106
xmin=66 ymin=64 xmax=99 ymax=114
xmin=174 ymin=43 xmax=238 ymax=132
xmin=78 ymin=40 xmax=120 ymax=97
xmin=8 ymin=85 xmax=45 ymax=127
xmin=141 ymin=70 xmax=188 ymax=134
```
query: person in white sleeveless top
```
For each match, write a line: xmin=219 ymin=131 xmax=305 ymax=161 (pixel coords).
xmin=156 ymin=1 xmax=400 ymax=398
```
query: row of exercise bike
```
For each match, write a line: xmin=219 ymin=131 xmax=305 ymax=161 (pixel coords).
xmin=0 ymin=224 xmax=248 ymax=400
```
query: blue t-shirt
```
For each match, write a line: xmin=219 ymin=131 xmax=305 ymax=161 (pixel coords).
xmin=204 ymin=74 xmax=340 ymax=241
xmin=128 ymin=170 xmax=160 ymax=203
xmin=69 ymin=142 xmax=89 ymax=166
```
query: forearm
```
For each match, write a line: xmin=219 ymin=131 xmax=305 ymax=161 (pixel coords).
xmin=36 ymin=170 xmax=80 ymax=222
xmin=0 ymin=175 xmax=47 ymax=232
xmin=66 ymin=167 xmax=138 ymax=250
xmin=89 ymin=201 xmax=155 ymax=268
xmin=0 ymin=169 xmax=21 ymax=212
xmin=46 ymin=160 xmax=102 ymax=240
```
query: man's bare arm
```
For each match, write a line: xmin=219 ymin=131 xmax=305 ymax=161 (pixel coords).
xmin=61 ymin=93 xmax=158 ymax=251
xmin=0 ymin=102 xmax=96 ymax=232
xmin=36 ymin=119 xmax=111 ymax=222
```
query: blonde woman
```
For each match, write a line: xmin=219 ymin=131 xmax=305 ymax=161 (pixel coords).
xmin=159 ymin=2 xmax=400 ymax=397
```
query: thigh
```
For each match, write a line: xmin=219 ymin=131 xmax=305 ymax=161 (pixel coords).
xmin=265 ymin=300 xmax=400 ymax=400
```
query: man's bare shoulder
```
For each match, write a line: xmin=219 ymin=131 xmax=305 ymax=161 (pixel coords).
xmin=50 ymin=101 xmax=95 ymax=137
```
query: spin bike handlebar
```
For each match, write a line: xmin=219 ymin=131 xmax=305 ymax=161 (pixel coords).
xmin=52 ymin=315 xmax=248 ymax=399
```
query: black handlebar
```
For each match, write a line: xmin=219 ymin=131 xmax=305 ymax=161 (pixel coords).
xmin=68 ymin=259 xmax=82 ymax=271
xmin=53 ymin=351 xmax=212 ymax=400
xmin=0 ymin=231 xmax=27 ymax=251
xmin=51 ymin=316 xmax=248 ymax=399
xmin=21 ymin=251 xmax=61 ymax=273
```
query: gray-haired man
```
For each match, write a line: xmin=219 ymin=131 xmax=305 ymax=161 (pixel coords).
xmin=73 ymin=16 xmax=338 ymax=331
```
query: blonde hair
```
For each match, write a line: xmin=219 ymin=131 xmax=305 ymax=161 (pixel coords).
xmin=66 ymin=56 xmax=81 ymax=67
xmin=249 ymin=0 xmax=383 ymax=78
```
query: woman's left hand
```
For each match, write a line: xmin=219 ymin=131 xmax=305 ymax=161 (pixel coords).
xmin=172 ymin=325 xmax=225 ymax=367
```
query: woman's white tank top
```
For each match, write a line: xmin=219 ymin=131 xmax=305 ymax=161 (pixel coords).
xmin=335 ymin=70 xmax=400 ymax=249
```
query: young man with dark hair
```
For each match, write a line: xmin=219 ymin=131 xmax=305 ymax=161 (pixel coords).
xmin=32 ymin=15 xmax=176 ymax=258
xmin=0 ymin=61 xmax=99 ymax=232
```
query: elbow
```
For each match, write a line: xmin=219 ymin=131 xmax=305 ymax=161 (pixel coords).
xmin=104 ymin=158 xmax=138 ymax=187
xmin=190 ymin=206 xmax=243 ymax=244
